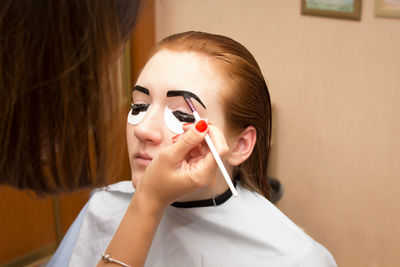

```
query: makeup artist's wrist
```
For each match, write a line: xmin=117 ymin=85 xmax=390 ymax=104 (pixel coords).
xmin=100 ymin=190 xmax=165 ymax=267
xmin=130 ymin=189 xmax=166 ymax=216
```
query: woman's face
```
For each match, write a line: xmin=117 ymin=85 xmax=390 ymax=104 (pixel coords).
xmin=127 ymin=49 xmax=228 ymax=186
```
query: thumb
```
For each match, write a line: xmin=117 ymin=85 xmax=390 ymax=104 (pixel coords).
xmin=166 ymin=120 xmax=208 ymax=161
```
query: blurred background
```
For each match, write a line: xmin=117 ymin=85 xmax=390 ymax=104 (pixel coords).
xmin=1 ymin=1 xmax=399 ymax=266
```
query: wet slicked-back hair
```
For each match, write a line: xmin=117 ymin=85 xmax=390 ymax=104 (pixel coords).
xmin=0 ymin=0 xmax=140 ymax=194
xmin=153 ymin=31 xmax=272 ymax=199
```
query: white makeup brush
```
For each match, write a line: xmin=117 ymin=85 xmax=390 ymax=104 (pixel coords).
xmin=184 ymin=97 xmax=238 ymax=197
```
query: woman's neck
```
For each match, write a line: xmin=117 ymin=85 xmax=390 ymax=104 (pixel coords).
xmin=176 ymin=171 xmax=231 ymax=202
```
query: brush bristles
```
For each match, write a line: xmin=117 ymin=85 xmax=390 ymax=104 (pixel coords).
xmin=184 ymin=97 xmax=196 ymax=112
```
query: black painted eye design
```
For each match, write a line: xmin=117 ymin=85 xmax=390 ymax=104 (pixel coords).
xmin=127 ymin=103 xmax=151 ymax=125
xmin=131 ymin=103 xmax=150 ymax=115
xmin=172 ymin=111 xmax=195 ymax=123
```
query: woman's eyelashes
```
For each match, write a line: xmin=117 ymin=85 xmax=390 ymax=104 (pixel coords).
xmin=127 ymin=103 xmax=195 ymax=131
xmin=130 ymin=103 xmax=193 ymax=122
xmin=172 ymin=110 xmax=195 ymax=123
xmin=164 ymin=107 xmax=194 ymax=134
xmin=127 ymin=103 xmax=150 ymax=125
xmin=131 ymin=103 xmax=150 ymax=115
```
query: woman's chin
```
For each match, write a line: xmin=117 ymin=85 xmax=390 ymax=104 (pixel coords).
xmin=131 ymin=175 xmax=142 ymax=189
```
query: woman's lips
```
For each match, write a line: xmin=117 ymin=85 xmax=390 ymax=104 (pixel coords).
xmin=134 ymin=153 xmax=153 ymax=166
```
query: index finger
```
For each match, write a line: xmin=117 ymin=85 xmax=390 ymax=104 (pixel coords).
xmin=164 ymin=122 xmax=208 ymax=162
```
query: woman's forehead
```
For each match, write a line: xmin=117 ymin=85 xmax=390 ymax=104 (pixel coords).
xmin=136 ymin=50 xmax=226 ymax=106
xmin=139 ymin=50 xmax=219 ymax=83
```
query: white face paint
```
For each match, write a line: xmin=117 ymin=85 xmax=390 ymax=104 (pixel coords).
xmin=164 ymin=106 xmax=184 ymax=134
xmin=127 ymin=104 xmax=193 ymax=135
xmin=127 ymin=104 xmax=150 ymax=125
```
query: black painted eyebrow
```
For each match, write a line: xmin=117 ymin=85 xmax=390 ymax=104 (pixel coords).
xmin=166 ymin=90 xmax=206 ymax=109
xmin=132 ymin=85 xmax=149 ymax=95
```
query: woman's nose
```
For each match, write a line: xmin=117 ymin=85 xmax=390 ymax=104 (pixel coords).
xmin=133 ymin=109 xmax=163 ymax=144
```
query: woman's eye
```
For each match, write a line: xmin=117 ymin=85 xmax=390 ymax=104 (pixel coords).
xmin=172 ymin=111 xmax=195 ymax=123
xmin=128 ymin=103 xmax=150 ymax=125
xmin=131 ymin=103 xmax=149 ymax=115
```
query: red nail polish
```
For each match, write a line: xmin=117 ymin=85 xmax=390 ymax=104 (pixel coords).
xmin=195 ymin=120 xmax=208 ymax=133
xmin=172 ymin=134 xmax=181 ymax=140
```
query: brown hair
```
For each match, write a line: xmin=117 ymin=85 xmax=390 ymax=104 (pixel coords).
xmin=0 ymin=0 xmax=140 ymax=194
xmin=153 ymin=31 xmax=272 ymax=199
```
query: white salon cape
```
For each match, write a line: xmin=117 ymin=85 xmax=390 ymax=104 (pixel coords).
xmin=48 ymin=181 xmax=337 ymax=267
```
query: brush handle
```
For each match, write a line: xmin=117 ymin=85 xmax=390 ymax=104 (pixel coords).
xmin=193 ymin=111 xmax=238 ymax=197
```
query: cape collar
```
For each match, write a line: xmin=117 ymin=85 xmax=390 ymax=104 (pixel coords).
xmin=171 ymin=179 xmax=237 ymax=208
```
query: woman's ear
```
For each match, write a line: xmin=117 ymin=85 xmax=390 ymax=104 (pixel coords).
xmin=227 ymin=126 xmax=257 ymax=166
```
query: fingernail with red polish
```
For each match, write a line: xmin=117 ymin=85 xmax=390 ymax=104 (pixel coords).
xmin=172 ymin=134 xmax=181 ymax=140
xmin=195 ymin=120 xmax=208 ymax=133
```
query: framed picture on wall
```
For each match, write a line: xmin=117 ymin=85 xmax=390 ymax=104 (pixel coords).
xmin=301 ymin=0 xmax=362 ymax=20
xmin=375 ymin=0 xmax=400 ymax=19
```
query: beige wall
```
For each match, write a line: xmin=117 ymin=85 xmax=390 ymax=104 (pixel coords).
xmin=155 ymin=1 xmax=400 ymax=266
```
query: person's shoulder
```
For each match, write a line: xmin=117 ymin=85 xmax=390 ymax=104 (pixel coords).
xmin=236 ymin=185 xmax=337 ymax=266
xmin=296 ymin=242 xmax=337 ymax=267
xmin=90 ymin=180 xmax=134 ymax=198
xmin=86 ymin=180 xmax=134 ymax=215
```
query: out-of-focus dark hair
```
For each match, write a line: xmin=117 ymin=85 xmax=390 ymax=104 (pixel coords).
xmin=0 ymin=0 xmax=140 ymax=194
xmin=153 ymin=31 xmax=272 ymax=199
